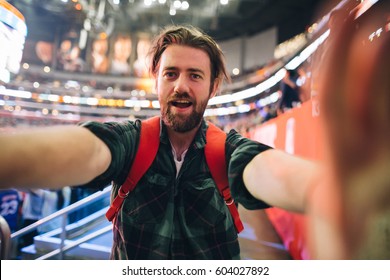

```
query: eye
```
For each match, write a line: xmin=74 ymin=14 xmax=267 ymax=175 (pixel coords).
xmin=191 ymin=73 xmax=202 ymax=80
xmin=164 ymin=71 xmax=177 ymax=79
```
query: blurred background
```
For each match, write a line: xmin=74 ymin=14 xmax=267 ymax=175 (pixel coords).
xmin=0 ymin=0 xmax=388 ymax=260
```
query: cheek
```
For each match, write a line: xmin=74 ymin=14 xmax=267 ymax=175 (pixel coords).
xmin=196 ymin=83 xmax=213 ymax=100
xmin=156 ymin=78 xmax=168 ymax=98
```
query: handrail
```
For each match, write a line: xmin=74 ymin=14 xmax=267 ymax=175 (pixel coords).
xmin=10 ymin=185 xmax=112 ymax=259
xmin=0 ymin=215 xmax=11 ymax=260
xmin=37 ymin=224 xmax=112 ymax=260
xmin=11 ymin=186 xmax=111 ymax=239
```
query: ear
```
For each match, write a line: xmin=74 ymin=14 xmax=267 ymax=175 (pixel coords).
xmin=210 ymin=78 xmax=220 ymax=99
xmin=154 ymin=80 xmax=157 ymax=92
xmin=154 ymin=75 xmax=159 ymax=93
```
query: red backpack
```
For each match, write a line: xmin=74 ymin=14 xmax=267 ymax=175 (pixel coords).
xmin=105 ymin=116 xmax=244 ymax=233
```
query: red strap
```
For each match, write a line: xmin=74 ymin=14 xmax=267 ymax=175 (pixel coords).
xmin=205 ymin=122 xmax=244 ymax=233
xmin=106 ymin=116 xmax=160 ymax=221
xmin=107 ymin=118 xmax=244 ymax=234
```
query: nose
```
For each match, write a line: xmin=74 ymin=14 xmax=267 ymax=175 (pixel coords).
xmin=174 ymin=74 xmax=190 ymax=94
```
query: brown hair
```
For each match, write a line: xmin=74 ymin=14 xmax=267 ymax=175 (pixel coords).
xmin=148 ymin=25 xmax=231 ymax=87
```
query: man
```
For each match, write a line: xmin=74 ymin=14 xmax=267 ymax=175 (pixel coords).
xmin=0 ymin=25 xmax=318 ymax=259
xmin=0 ymin=188 xmax=22 ymax=233
xmin=277 ymin=69 xmax=301 ymax=114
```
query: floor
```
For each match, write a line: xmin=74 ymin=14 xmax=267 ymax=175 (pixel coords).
xmin=238 ymin=207 xmax=292 ymax=260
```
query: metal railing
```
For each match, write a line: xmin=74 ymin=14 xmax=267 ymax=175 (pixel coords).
xmin=9 ymin=185 xmax=112 ymax=260
xmin=36 ymin=224 xmax=112 ymax=260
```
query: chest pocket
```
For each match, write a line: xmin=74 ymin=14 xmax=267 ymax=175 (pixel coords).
xmin=121 ymin=172 xmax=171 ymax=224
xmin=182 ymin=177 xmax=227 ymax=229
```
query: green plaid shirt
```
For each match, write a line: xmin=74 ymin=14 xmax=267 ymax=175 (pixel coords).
xmin=81 ymin=118 xmax=271 ymax=259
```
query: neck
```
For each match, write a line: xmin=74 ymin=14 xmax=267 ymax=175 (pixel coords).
xmin=167 ymin=125 xmax=199 ymax=160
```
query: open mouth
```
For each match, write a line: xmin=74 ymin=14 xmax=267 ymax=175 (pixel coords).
xmin=170 ymin=100 xmax=193 ymax=109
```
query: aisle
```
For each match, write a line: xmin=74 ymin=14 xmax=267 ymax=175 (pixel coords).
xmin=238 ymin=207 xmax=291 ymax=260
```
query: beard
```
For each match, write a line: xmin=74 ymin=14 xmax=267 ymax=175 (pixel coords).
xmin=161 ymin=92 xmax=208 ymax=133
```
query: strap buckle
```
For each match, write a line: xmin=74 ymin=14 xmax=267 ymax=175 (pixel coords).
xmin=225 ymin=197 xmax=235 ymax=206
xmin=118 ymin=186 xmax=129 ymax=198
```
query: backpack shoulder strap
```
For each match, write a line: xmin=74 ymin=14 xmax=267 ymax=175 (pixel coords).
xmin=106 ymin=118 xmax=244 ymax=233
xmin=205 ymin=122 xmax=244 ymax=233
xmin=106 ymin=116 xmax=160 ymax=221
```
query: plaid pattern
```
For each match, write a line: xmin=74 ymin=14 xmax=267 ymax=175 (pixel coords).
xmin=81 ymin=119 xmax=271 ymax=259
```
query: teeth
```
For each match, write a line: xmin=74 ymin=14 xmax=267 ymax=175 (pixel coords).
xmin=171 ymin=100 xmax=191 ymax=104
xmin=171 ymin=99 xmax=192 ymax=108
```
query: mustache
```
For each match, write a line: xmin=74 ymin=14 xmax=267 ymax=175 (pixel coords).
xmin=168 ymin=92 xmax=193 ymax=102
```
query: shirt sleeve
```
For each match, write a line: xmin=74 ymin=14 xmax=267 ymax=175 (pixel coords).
xmin=77 ymin=120 xmax=141 ymax=189
xmin=226 ymin=129 xmax=273 ymax=210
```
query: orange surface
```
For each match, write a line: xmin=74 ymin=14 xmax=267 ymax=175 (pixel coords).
xmin=0 ymin=0 xmax=25 ymax=21
xmin=249 ymin=100 xmax=324 ymax=259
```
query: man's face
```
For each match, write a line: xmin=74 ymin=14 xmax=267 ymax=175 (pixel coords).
xmin=155 ymin=44 xmax=218 ymax=132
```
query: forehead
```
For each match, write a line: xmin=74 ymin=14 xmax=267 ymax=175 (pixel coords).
xmin=159 ymin=44 xmax=211 ymax=74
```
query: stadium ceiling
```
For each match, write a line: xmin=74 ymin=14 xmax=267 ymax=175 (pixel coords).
xmin=10 ymin=0 xmax=328 ymax=43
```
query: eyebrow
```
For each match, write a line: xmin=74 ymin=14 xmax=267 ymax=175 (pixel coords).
xmin=163 ymin=66 xmax=206 ymax=76
xmin=188 ymin=68 xmax=205 ymax=76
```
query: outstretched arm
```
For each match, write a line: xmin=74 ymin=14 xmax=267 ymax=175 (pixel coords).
xmin=0 ymin=126 xmax=111 ymax=189
xmin=243 ymin=149 xmax=320 ymax=213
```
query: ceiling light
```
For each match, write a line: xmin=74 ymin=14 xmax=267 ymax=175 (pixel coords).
xmin=181 ymin=1 xmax=189 ymax=10
xmin=173 ymin=0 xmax=181 ymax=9
xmin=144 ymin=0 xmax=152 ymax=6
